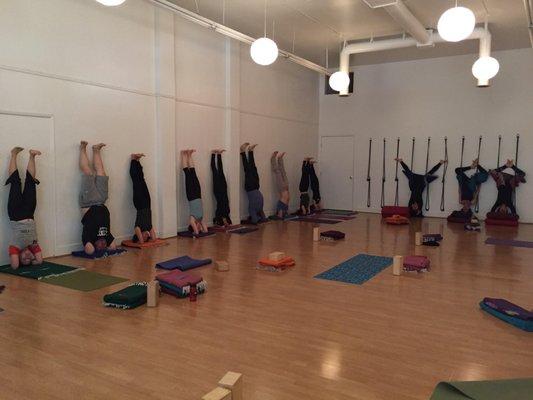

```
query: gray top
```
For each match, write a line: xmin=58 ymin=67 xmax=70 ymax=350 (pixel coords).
xmin=189 ymin=198 xmax=204 ymax=221
xmin=10 ymin=219 xmax=38 ymax=249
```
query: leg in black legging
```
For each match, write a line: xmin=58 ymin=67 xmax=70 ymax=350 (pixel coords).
xmin=6 ymin=150 xmax=38 ymax=221
xmin=212 ymin=153 xmax=231 ymax=224
xmin=309 ymin=163 xmax=321 ymax=203
xmin=241 ymin=151 xmax=260 ymax=192
xmin=130 ymin=159 xmax=151 ymax=210
xmin=184 ymin=168 xmax=201 ymax=201
xmin=299 ymin=161 xmax=310 ymax=192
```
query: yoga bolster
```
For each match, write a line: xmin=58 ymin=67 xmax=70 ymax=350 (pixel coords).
xmin=485 ymin=212 xmax=519 ymax=221
xmin=485 ymin=219 xmax=519 ymax=227
xmin=156 ymin=256 xmax=212 ymax=271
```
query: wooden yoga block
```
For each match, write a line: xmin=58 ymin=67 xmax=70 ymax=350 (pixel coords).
xmin=415 ymin=232 xmax=423 ymax=246
xmin=313 ymin=227 xmax=320 ymax=242
xmin=268 ymin=251 xmax=285 ymax=261
xmin=201 ymin=387 xmax=232 ymax=400
xmin=147 ymin=281 xmax=159 ymax=307
xmin=216 ymin=261 xmax=229 ymax=272
xmin=218 ymin=371 xmax=243 ymax=400
xmin=393 ymin=255 xmax=403 ymax=276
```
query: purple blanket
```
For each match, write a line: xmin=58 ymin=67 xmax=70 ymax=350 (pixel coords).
xmin=482 ymin=298 xmax=533 ymax=321
xmin=485 ymin=238 xmax=533 ymax=248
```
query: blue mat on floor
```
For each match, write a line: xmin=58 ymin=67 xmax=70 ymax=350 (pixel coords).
xmin=71 ymin=248 xmax=126 ymax=259
xmin=314 ymin=254 xmax=393 ymax=285
xmin=229 ymin=227 xmax=259 ymax=235
xmin=156 ymin=256 xmax=212 ymax=271
xmin=177 ymin=230 xmax=216 ymax=238
xmin=479 ymin=301 xmax=533 ymax=332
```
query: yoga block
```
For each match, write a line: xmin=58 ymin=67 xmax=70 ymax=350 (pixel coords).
xmin=415 ymin=232 xmax=422 ymax=246
xmin=202 ymin=387 xmax=232 ymax=400
xmin=393 ymin=255 xmax=403 ymax=276
xmin=313 ymin=227 xmax=320 ymax=242
xmin=218 ymin=372 xmax=243 ymax=400
xmin=147 ymin=281 xmax=159 ymax=307
xmin=268 ymin=252 xmax=285 ymax=261
xmin=216 ymin=261 xmax=229 ymax=272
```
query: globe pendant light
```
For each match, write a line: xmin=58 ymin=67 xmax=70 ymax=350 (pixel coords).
xmin=96 ymin=0 xmax=127 ymax=6
xmin=472 ymin=56 xmax=500 ymax=81
xmin=329 ymin=71 xmax=350 ymax=92
xmin=437 ymin=2 xmax=476 ymax=42
xmin=250 ymin=0 xmax=279 ymax=66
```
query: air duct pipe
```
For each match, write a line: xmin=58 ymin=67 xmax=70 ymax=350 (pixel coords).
xmin=338 ymin=27 xmax=494 ymax=95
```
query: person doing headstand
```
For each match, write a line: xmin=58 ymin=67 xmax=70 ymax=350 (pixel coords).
xmin=182 ymin=149 xmax=208 ymax=235
xmin=241 ymin=143 xmax=266 ymax=224
xmin=129 ymin=153 xmax=157 ymax=243
xmin=211 ymin=149 xmax=232 ymax=226
xmin=271 ymin=151 xmax=290 ymax=219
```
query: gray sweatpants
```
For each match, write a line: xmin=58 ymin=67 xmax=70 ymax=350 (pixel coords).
xmin=79 ymin=174 xmax=109 ymax=208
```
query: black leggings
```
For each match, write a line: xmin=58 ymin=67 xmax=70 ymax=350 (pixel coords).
xmin=299 ymin=162 xmax=321 ymax=203
xmin=491 ymin=187 xmax=516 ymax=214
xmin=6 ymin=170 xmax=37 ymax=221
xmin=211 ymin=154 xmax=231 ymax=221
xmin=241 ymin=151 xmax=260 ymax=192
xmin=184 ymin=167 xmax=201 ymax=201
xmin=130 ymin=160 xmax=151 ymax=210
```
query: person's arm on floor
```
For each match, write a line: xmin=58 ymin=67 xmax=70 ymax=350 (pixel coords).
xmin=134 ymin=226 xmax=144 ymax=244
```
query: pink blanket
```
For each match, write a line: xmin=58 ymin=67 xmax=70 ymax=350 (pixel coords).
xmin=156 ymin=270 xmax=203 ymax=288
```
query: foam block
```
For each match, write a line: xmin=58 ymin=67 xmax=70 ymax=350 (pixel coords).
xmin=216 ymin=261 xmax=229 ymax=272
xmin=393 ymin=255 xmax=403 ymax=276
xmin=121 ymin=239 xmax=168 ymax=249
xmin=147 ymin=281 xmax=159 ymax=307
xmin=218 ymin=371 xmax=243 ymax=400
xmin=202 ymin=387 xmax=232 ymax=400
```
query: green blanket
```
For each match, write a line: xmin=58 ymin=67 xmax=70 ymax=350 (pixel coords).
xmin=103 ymin=282 xmax=147 ymax=309
xmin=430 ymin=378 xmax=533 ymax=400
xmin=41 ymin=270 xmax=127 ymax=292
xmin=0 ymin=262 xmax=78 ymax=280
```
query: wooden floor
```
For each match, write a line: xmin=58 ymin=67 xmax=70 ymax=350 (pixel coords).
xmin=1 ymin=213 xmax=532 ymax=400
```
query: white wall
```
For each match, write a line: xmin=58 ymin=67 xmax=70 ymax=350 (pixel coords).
xmin=319 ymin=48 xmax=533 ymax=222
xmin=0 ymin=0 xmax=319 ymax=263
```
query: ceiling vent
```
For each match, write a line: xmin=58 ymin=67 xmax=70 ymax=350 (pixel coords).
xmin=362 ymin=0 xmax=398 ymax=9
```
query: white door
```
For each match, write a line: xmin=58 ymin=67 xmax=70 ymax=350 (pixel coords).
xmin=0 ymin=112 xmax=56 ymax=265
xmin=320 ymin=136 xmax=354 ymax=210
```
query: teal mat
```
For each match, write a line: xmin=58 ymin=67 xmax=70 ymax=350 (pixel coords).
xmin=430 ymin=378 xmax=533 ymax=400
xmin=0 ymin=262 xmax=78 ymax=280
xmin=315 ymin=254 xmax=392 ymax=285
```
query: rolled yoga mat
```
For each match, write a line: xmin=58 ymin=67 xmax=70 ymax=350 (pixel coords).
xmin=430 ymin=378 xmax=533 ymax=400
xmin=485 ymin=237 xmax=533 ymax=248
xmin=314 ymin=254 xmax=393 ymax=285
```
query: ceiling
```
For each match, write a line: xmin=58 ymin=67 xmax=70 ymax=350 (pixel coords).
xmin=166 ymin=0 xmax=532 ymax=67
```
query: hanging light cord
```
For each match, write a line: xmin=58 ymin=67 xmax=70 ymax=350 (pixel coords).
xmin=424 ymin=137 xmax=431 ymax=211
xmin=440 ymin=137 xmax=448 ymax=212
xmin=394 ymin=138 xmax=400 ymax=206
xmin=366 ymin=139 xmax=372 ymax=208
xmin=474 ymin=136 xmax=482 ymax=213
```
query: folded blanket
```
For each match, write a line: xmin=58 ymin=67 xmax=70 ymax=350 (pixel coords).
xmin=320 ymin=230 xmax=345 ymax=241
xmin=482 ymin=298 xmax=533 ymax=321
xmin=403 ymin=255 xmax=430 ymax=272
xmin=385 ymin=215 xmax=410 ymax=225
xmin=103 ymin=282 xmax=148 ymax=309
xmin=258 ymin=256 xmax=295 ymax=268
xmin=155 ymin=256 xmax=212 ymax=271
xmin=381 ymin=206 xmax=409 ymax=218
xmin=156 ymin=270 xmax=203 ymax=287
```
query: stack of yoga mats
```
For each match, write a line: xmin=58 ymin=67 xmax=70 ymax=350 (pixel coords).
xmin=103 ymin=282 xmax=148 ymax=309
xmin=155 ymin=256 xmax=212 ymax=271
xmin=430 ymin=378 xmax=533 ymax=399
xmin=155 ymin=270 xmax=207 ymax=298
xmin=480 ymin=297 xmax=533 ymax=332
xmin=256 ymin=256 xmax=295 ymax=272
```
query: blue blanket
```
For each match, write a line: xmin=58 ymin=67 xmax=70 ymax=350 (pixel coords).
xmin=156 ymin=256 xmax=212 ymax=271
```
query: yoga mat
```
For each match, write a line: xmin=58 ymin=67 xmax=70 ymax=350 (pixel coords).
xmin=480 ymin=301 xmax=533 ymax=332
xmin=318 ymin=215 xmax=356 ymax=221
xmin=485 ymin=237 xmax=533 ymax=248
xmin=315 ymin=254 xmax=393 ymax=285
xmin=0 ymin=262 xmax=78 ymax=280
xmin=208 ymin=224 xmax=242 ymax=233
xmin=430 ymin=378 xmax=533 ymax=400
xmin=177 ymin=230 xmax=216 ymax=238
xmin=229 ymin=227 xmax=259 ymax=235
xmin=121 ymin=239 xmax=168 ymax=249
xmin=41 ymin=270 xmax=127 ymax=292
xmin=319 ymin=209 xmax=357 ymax=216
xmin=292 ymin=217 xmax=341 ymax=225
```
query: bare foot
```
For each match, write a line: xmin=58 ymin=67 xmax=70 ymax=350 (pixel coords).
xmin=219 ymin=149 xmax=226 ymax=153
xmin=279 ymin=152 xmax=286 ymax=158
xmin=131 ymin=153 xmax=145 ymax=160
xmin=240 ymin=143 xmax=250 ymax=152
xmin=80 ymin=141 xmax=88 ymax=149
xmin=272 ymin=151 xmax=279 ymax=157
xmin=11 ymin=147 xmax=24 ymax=156
xmin=92 ymin=143 xmax=106 ymax=151
xmin=211 ymin=149 xmax=217 ymax=154
xmin=249 ymin=144 xmax=258 ymax=151
xmin=29 ymin=150 xmax=42 ymax=157
xmin=189 ymin=149 xmax=196 ymax=154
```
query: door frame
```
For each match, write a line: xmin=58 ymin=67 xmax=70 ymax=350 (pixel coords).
xmin=319 ymin=135 xmax=355 ymax=210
